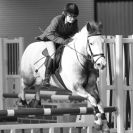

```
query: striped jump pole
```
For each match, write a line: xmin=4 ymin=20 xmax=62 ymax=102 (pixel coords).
xmin=24 ymin=85 xmax=72 ymax=95
xmin=24 ymin=90 xmax=72 ymax=95
xmin=0 ymin=106 xmax=116 ymax=117
xmin=3 ymin=93 xmax=86 ymax=101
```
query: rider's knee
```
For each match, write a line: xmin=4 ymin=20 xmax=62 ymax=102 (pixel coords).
xmin=46 ymin=41 xmax=55 ymax=58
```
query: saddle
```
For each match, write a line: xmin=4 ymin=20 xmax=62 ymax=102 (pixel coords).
xmin=37 ymin=35 xmax=64 ymax=72
xmin=42 ymin=45 xmax=68 ymax=90
xmin=42 ymin=45 xmax=64 ymax=73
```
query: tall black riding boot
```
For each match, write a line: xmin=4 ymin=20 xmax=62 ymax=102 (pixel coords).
xmin=42 ymin=57 xmax=53 ymax=86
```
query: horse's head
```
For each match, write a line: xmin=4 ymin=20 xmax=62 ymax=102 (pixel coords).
xmin=86 ymin=21 xmax=106 ymax=70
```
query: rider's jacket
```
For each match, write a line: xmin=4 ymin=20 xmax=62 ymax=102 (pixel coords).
xmin=38 ymin=15 xmax=79 ymax=45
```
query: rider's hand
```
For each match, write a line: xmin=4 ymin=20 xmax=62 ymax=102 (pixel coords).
xmin=64 ymin=38 xmax=73 ymax=45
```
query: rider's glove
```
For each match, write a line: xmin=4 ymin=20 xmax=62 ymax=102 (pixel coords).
xmin=64 ymin=38 xmax=73 ymax=45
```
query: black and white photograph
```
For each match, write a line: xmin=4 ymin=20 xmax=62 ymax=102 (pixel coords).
xmin=0 ymin=0 xmax=133 ymax=133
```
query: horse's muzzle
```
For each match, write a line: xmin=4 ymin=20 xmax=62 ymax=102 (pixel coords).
xmin=94 ymin=58 xmax=106 ymax=70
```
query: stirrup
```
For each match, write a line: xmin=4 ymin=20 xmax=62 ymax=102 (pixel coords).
xmin=16 ymin=99 xmax=28 ymax=107
xmin=92 ymin=122 xmax=102 ymax=131
xmin=42 ymin=79 xmax=50 ymax=87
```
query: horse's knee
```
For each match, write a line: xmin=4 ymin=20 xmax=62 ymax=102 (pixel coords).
xmin=92 ymin=92 xmax=100 ymax=104
xmin=89 ymin=93 xmax=100 ymax=105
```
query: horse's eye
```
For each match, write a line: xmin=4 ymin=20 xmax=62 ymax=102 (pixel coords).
xmin=90 ymin=43 xmax=93 ymax=45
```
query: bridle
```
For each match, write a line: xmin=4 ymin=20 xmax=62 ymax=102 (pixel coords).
xmin=71 ymin=33 xmax=105 ymax=69
xmin=87 ymin=33 xmax=105 ymax=64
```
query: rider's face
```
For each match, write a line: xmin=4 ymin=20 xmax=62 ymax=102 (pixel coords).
xmin=65 ymin=13 xmax=77 ymax=24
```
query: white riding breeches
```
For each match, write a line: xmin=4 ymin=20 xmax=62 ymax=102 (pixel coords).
xmin=46 ymin=41 xmax=56 ymax=59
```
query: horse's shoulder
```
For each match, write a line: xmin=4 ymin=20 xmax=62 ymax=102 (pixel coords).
xmin=72 ymin=32 xmax=81 ymax=39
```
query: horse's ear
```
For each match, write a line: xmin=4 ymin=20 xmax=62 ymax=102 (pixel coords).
xmin=86 ymin=21 xmax=97 ymax=33
xmin=86 ymin=22 xmax=92 ymax=33
xmin=87 ymin=21 xmax=103 ymax=34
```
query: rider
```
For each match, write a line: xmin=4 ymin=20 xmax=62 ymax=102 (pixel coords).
xmin=36 ymin=3 xmax=79 ymax=86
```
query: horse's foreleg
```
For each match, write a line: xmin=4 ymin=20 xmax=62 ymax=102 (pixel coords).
xmin=74 ymin=84 xmax=104 ymax=123
xmin=86 ymin=90 xmax=103 ymax=125
xmin=18 ymin=89 xmax=25 ymax=100
xmin=86 ymin=84 xmax=110 ymax=133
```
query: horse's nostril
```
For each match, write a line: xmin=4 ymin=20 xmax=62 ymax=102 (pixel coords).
xmin=97 ymin=63 xmax=101 ymax=66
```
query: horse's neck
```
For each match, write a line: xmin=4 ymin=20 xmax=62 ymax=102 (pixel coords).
xmin=60 ymin=30 xmax=89 ymax=77
xmin=71 ymin=31 xmax=88 ymax=63
xmin=58 ymin=30 xmax=90 ymax=89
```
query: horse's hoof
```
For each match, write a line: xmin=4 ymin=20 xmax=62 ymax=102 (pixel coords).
xmin=102 ymin=120 xmax=110 ymax=133
xmin=16 ymin=99 xmax=28 ymax=107
xmin=92 ymin=123 xmax=102 ymax=131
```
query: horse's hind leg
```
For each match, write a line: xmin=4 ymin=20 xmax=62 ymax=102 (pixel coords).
xmin=28 ymin=85 xmax=42 ymax=108
xmin=86 ymin=71 xmax=110 ymax=133
xmin=18 ymin=78 xmax=42 ymax=107
xmin=17 ymin=78 xmax=28 ymax=106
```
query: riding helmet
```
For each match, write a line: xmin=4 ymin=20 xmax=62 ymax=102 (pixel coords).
xmin=64 ymin=3 xmax=79 ymax=17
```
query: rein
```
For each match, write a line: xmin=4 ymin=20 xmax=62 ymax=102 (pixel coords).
xmin=65 ymin=34 xmax=105 ymax=69
xmin=87 ymin=40 xmax=105 ymax=64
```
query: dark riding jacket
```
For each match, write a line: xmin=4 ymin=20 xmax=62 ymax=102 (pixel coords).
xmin=38 ymin=15 xmax=79 ymax=45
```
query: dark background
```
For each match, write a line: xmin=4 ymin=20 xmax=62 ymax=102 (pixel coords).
xmin=0 ymin=0 xmax=133 ymax=48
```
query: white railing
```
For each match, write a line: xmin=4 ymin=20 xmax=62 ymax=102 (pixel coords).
xmin=0 ymin=37 xmax=24 ymax=110
xmin=0 ymin=122 xmax=90 ymax=133
xmin=99 ymin=35 xmax=133 ymax=133
xmin=1 ymin=35 xmax=133 ymax=133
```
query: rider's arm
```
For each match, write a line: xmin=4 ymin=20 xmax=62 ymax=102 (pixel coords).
xmin=40 ymin=15 xmax=66 ymax=45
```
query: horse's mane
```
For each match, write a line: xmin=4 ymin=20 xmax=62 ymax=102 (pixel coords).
xmin=72 ymin=21 xmax=103 ymax=41
xmin=87 ymin=21 xmax=103 ymax=34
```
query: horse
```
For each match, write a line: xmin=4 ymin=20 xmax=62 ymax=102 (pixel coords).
xmin=19 ymin=21 xmax=109 ymax=133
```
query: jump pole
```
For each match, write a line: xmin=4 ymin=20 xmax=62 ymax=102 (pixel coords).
xmin=0 ymin=106 xmax=116 ymax=117
xmin=24 ymin=85 xmax=72 ymax=95
xmin=3 ymin=93 xmax=86 ymax=101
